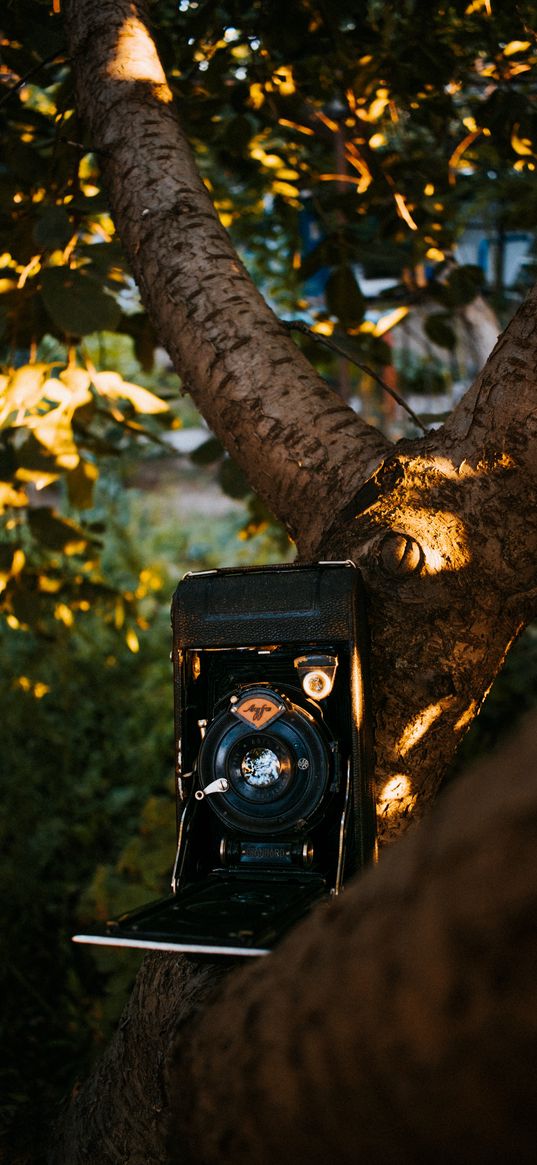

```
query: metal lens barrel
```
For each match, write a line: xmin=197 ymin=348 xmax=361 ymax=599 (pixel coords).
xmin=197 ymin=687 xmax=331 ymax=835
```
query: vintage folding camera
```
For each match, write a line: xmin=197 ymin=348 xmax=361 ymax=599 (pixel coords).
xmin=73 ymin=561 xmax=376 ymax=958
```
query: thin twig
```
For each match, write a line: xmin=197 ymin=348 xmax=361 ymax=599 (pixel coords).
xmin=285 ymin=318 xmax=428 ymax=434
xmin=0 ymin=49 xmax=67 ymax=110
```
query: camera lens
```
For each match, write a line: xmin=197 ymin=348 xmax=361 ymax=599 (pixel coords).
xmin=241 ymin=747 xmax=281 ymax=788
xmin=197 ymin=686 xmax=331 ymax=835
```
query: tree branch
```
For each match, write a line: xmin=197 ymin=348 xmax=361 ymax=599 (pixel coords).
xmin=168 ymin=709 xmax=537 ymax=1165
xmin=439 ymin=282 xmax=537 ymax=486
xmin=52 ymin=710 xmax=537 ymax=1164
xmin=285 ymin=319 xmax=428 ymax=434
xmin=63 ymin=0 xmax=391 ymax=556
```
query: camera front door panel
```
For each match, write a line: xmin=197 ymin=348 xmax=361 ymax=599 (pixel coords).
xmin=178 ymin=641 xmax=357 ymax=892
xmin=73 ymin=562 xmax=376 ymax=957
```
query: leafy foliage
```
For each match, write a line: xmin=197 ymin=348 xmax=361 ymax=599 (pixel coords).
xmin=1 ymin=0 xmax=537 ymax=1156
xmin=1 ymin=0 xmax=537 ymax=608
xmin=0 ymin=513 xmax=172 ymax=1153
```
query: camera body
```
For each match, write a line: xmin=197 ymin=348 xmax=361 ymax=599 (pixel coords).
xmin=73 ymin=562 xmax=376 ymax=957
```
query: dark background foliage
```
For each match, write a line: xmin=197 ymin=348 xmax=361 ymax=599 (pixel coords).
xmin=1 ymin=0 xmax=537 ymax=1158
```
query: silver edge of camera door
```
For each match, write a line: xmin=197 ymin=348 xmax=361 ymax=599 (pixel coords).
xmin=171 ymin=795 xmax=194 ymax=893
xmin=334 ymin=759 xmax=352 ymax=895
xmin=71 ymin=934 xmax=271 ymax=957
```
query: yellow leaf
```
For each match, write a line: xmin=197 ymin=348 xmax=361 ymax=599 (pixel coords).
xmin=272 ymin=180 xmax=300 ymax=199
xmin=16 ymin=468 xmax=60 ymax=490
xmin=511 ymin=126 xmax=534 ymax=156
xmin=278 ymin=118 xmax=315 ymax=137
xmin=465 ymin=0 xmax=491 ymax=13
xmin=311 ymin=320 xmax=334 ymax=336
xmin=374 ymin=306 xmax=409 ymax=336
xmin=11 ymin=549 xmax=26 ymax=575
xmin=0 ymin=482 xmax=27 ymax=511
xmin=0 ymin=364 xmax=49 ymax=426
xmin=59 ymin=367 xmax=92 ymax=395
xmin=249 ymin=83 xmax=265 ymax=109
xmin=394 ymin=192 xmax=418 ymax=230
xmin=275 ymin=168 xmax=300 ymax=180
xmin=426 ymin=247 xmax=446 ymax=262
xmin=55 ymin=602 xmax=74 ymax=626
xmin=92 ymin=371 xmax=168 ymax=414
xmin=38 ymin=575 xmax=62 ymax=593
xmin=126 ymin=627 xmax=140 ymax=653
xmin=41 ymin=378 xmax=70 ymax=405
xmin=29 ymin=408 xmax=79 ymax=468
xmin=503 ymin=40 xmax=531 ymax=56
xmin=369 ymin=89 xmax=389 ymax=121
xmin=272 ymin=65 xmax=295 ymax=95
xmin=253 ymin=151 xmax=285 ymax=168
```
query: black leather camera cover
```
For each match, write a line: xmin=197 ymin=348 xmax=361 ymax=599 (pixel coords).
xmin=73 ymin=562 xmax=375 ymax=958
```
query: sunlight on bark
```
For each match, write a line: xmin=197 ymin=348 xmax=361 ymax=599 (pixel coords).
xmin=351 ymin=646 xmax=365 ymax=728
xmin=377 ymin=774 xmax=417 ymax=819
xmin=107 ymin=14 xmax=172 ymax=101
xmin=454 ymin=701 xmax=479 ymax=732
xmin=394 ymin=507 xmax=470 ymax=575
xmin=396 ymin=701 xmax=447 ymax=757
xmin=428 ymin=453 xmax=517 ymax=479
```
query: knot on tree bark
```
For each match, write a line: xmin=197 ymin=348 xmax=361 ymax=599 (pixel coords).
xmin=379 ymin=531 xmax=423 ymax=577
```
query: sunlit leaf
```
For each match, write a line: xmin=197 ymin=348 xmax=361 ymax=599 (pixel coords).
xmin=0 ymin=364 xmax=49 ymax=427
xmin=92 ymin=371 xmax=168 ymax=414
xmin=511 ymin=126 xmax=534 ymax=156
xmin=59 ymin=367 xmax=92 ymax=396
xmin=27 ymin=408 xmax=79 ymax=469
xmin=15 ymin=467 xmax=59 ymax=490
xmin=0 ymin=481 xmax=27 ymax=511
xmin=126 ymin=627 xmax=140 ymax=653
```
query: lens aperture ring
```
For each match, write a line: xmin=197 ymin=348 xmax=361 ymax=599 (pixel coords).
xmin=197 ymin=688 xmax=331 ymax=835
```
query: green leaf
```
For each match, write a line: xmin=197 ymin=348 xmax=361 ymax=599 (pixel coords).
xmin=424 ymin=313 xmax=456 ymax=350
xmin=40 ymin=268 xmax=122 ymax=336
xmin=11 ymin=583 xmax=40 ymax=627
xmin=66 ymin=459 xmax=99 ymax=511
xmin=28 ymin=507 xmax=89 ymax=551
xmin=218 ymin=457 xmax=250 ymax=499
xmin=14 ymin=435 xmax=60 ymax=480
xmin=325 ymin=266 xmax=365 ymax=330
xmin=33 ymin=207 xmax=72 ymax=250
xmin=439 ymin=265 xmax=484 ymax=308
xmin=190 ymin=436 xmax=223 ymax=465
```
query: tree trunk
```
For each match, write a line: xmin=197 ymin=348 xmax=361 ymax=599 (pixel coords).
xmin=51 ymin=1 xmax=537 ymax=1160
xmin=52 ymin=710 xmax=537 ymax=1165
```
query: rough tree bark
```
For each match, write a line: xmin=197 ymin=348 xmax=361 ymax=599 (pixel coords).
xmin=51 ymin=1 xmax=537 ymax=1161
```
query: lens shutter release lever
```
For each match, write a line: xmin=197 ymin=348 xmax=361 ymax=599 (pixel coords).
xmin=195 ymin=778 xmax=229 ymax=800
